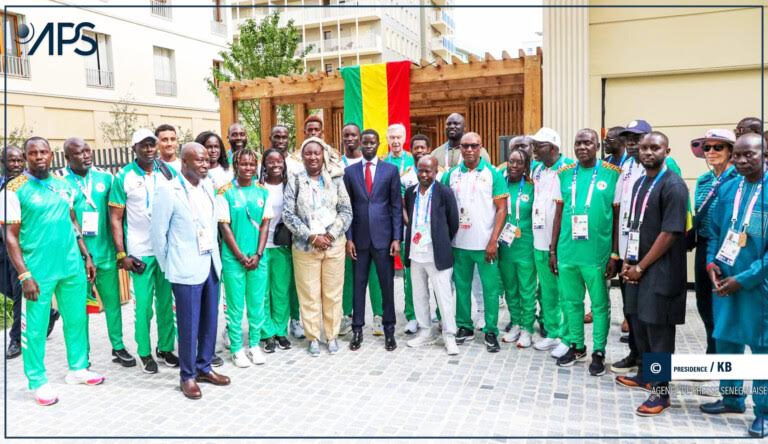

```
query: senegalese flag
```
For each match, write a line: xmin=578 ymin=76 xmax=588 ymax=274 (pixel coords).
xmin=86 ymin=286 xmax=101 ymax=314
xmin=340 ymin=60 xmax=411 ymax=158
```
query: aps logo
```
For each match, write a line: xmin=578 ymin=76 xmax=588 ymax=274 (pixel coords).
xmin=15 ymin=22 xmax=97 ymax=56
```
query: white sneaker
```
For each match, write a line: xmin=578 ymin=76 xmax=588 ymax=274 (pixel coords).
xmin=534 ymin=337 xmax=559 ymax=351
xmin=221 ymin=326 xmax=231 ymax=350
xmin=248 ymin=347 xmax=266 ymax=365
xmin=501 ymin=325 xmax=521 ymax=343
xmin=444 ymin=335 xmax=459 ymax=356
xmin=65 ymin=369 xmax=105 ymax=386
xmin=474 ymin=310 xmax=486 ymax=330
xmin=339 ymin=316 xmax=353 ymax=336
xmin=516 ymin=331 xmax=532 ymax=348
xmin=404 ymin=319 xmax=419 ymax=335
xmin=33 ymin=383 xmax=59 ymax=406
xmin=232 ymin=349 xmax=251 ymax=368
xmin=406 ymin=329 xmax=437 ymax=348
xmin=290 ymin=319 xmax=305 ymax=339
xmin=551 ymin=342 xmax=570 ymax=359
xmin=372 ymin=316 xmax=384 ymax=336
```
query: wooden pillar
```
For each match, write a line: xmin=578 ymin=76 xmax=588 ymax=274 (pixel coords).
xmin=523 ymin=53 xmax=543 ymax=135
xmin=322 ymin=107 xmax=334 ymax=148
xmin=294 ymin=103 xmax=307 ymax=149
xmin=259 ymin=97 xmax=274 ymax=150
xmin=219 ymin=84 xmax=236 ymax=146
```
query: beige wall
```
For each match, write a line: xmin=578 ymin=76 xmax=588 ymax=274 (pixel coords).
xmin=2 ymin=93 xmax=220 ymax=150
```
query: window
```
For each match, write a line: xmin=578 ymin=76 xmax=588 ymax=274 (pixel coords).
xmin=0 ymin=12 xmax=30 ymax=78
xmin=151 ymin=0 xmax=172 ymax=20
xmin=325 ymin=63 xmax=333 ymax=74
xmin=212 ymin=60 xmax=223 ymax=88
xmin=153 ymin=46 xmax=176 ymax=96
xmin=84 ymin=31 xmax=113 ymax=88
xmin=323 ymin=30 xmax=332 ymax=41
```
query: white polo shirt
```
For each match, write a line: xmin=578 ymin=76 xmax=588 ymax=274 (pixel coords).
xmin=442 ymin=158 xmax=508 ymax=251
xmin=532 ymin=156 xmax=574 ymax=251
xmin=617 ymin=157 xmax=646 ymax=259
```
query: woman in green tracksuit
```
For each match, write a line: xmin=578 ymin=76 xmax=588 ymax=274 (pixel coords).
xmin=260 ymin=148 xmax=295 ymax=352
xmin=498 ymin=147 xmax=537 ymax=348
xmin=217 ymin=148 xmax=272 ymax=368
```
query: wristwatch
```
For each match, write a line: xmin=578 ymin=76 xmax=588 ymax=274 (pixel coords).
xmin=635 ymin=264 xmax=644 ymax=274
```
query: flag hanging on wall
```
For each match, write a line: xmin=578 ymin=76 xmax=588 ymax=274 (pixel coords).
xmin=340 ymin=60 xmax=411 ymax=158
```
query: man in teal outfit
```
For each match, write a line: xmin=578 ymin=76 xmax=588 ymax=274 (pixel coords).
xmin=701 ymin=133 xmax=767 ymax=438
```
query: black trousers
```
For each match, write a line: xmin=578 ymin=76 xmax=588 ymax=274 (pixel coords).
xmin=618 ymin=262 xmax=638 ymax=357
xmin=694 ymin=236 xmax=716 ymax=354
xmin=352 ymin=247 xmax=395 ymax=336
xmin=631 ymin=315 xmax=676 ymax=389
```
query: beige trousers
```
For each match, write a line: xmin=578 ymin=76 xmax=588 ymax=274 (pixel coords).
xmin=292 ymin=240 xmax=345 ymax=341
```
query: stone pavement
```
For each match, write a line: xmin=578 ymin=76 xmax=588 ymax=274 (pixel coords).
xmin=1 ymin=279 xmax=757 ymax=440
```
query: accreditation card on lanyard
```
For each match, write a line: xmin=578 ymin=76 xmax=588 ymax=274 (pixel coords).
xmin=137 ymin=163 xmax=158 ymax=219
xmin=179 ymin=177 xmax=214 ymax=255
xmin=532 ymin=158 xmax=561 ymax=231
xmin=625 ymin=168 xmax=666 ymax=261
xmin=412 ymin=184 xmax=433 ymax=251
xmin=620 ymin=158 xmax=641 ymax=236
xmin=499 ymin=178 xmax=525 ymax=246
xmin=69 ymin=168 xmax=100 ymax=236
xmin=456 ymin=169 xmax=478 ymax=229
xmin=308 ymin=176 xmax=331 ymax=235
xmin=716 ymin=178 xmax=763 ymax=266
xmin=571 ymin=161 xmax=600 ymax=240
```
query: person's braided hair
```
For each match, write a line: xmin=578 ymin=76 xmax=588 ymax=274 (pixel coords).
xmin=232 ymin=147 xmax=259 ymax=180
xmin=259 ymin=147 xmax=287 ymax=185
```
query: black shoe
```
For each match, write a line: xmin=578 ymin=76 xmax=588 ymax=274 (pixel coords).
xmin=46 ymin=310 xmax=60 ymax=338
xmin=556 ymin=345 xmax=587 ymax=367
xmin=156 ymin=349 xmax=179 ymax=368
xmin=140 ymin=355 xmax=158 ymax=374
xmin=619 ymin=334 xmax=629 ymax=344
xmin=385 ymin=335 xmax=397 ymax=351
xmin=111 ymin=348 xmax=137 ymax=367
xmin=455 ymin=327 xmax=475 ymax=345
xmin=700 ymin=399 xmax=746 ymax=415
xmin=211 ymin=353 xmax=224 ymax=367
xmin=484 ymin=333 xmax=500 ymax=353
xmin=589 ymin=351 xmax=606 ymax=376
xmin=6 ymin=340 xmax=21 ymax=359
xmin=610 ymin=353 xmax=638 ymax=374
xmin=275 ymin=336 xmax=292 ymax=350
xmin=349 ymin=331 xmax=363 ymax=351
xmin=263 ymin=337 xmax=276 ymax=354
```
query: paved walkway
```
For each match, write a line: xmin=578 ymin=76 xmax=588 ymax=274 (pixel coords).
xmin=1 ymin=280 xmax=757 ymax=440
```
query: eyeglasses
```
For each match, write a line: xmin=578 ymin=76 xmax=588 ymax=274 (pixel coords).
xmin=702 ymin=144 xmax=727 ymax=152
xmin=460 ymin=143 xmax=481 ymax=149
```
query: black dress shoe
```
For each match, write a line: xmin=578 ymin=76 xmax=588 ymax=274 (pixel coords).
xmin=349 ymin=331 xmax=363 ymax=351
xmin=263 ymin=337 xmax=276 ymax=353
xmin=111 ymin=348 xmax=137 ymax=367
xmin=385 ymin=335 xmax=397 ymax=351
xmin=275 ymin=336 xmax=292 ymax=350
xmin=211 ymin=354 xmax=224 ymax=367
xmin=6 ymin=340 xmax=21 ymax=359
xmin=47 ymin=310 xmax=60 ymax=338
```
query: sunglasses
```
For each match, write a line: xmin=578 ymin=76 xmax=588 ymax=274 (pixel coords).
xmin=460 ymin=143 xmax=481 ymax=149
xmin=702 ymin=144 xmax=727 ymax=152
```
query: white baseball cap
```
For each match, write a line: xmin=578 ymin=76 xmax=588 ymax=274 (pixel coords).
xmin=131 ymin=128 xmax=158 ymax=146
xmin=530 ymin=127 xmax=561 ymax=148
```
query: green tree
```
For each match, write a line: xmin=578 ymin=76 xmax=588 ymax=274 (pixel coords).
xmin=100 ymin=95 xmax=139 ymax=148
xmin=207 ymin=12 xmax=311 ymax=149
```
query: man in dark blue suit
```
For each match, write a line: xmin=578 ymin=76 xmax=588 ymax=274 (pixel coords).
xmin=344 ymin=129 xmax=403 ymax=351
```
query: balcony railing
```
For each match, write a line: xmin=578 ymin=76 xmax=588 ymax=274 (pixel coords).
xmin=298 ymin=34 xmax=379 ymax=57
xmin=86 ymin=68 xmax=114 ymax=88
xmin=155 ymin=78 xmax=177 ymax=96
xmin=151 ymin=0 xmax=172 ymax=19
xmin=211 ymin=20 xmax=227 ymax=35
xmin=0 ymin=55 xmax=30 ymax=78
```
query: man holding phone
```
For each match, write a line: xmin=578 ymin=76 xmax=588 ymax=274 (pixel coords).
xmin=109 ymin=129 xmax=179 ymax=374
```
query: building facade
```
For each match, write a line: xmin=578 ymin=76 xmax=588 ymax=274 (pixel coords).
xmin=2 ymin=0 xmax=228 ymax=149
xmin=229 ymin=0 xmax=458 ymax=74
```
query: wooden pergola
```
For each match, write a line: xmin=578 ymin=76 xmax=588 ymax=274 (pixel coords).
xmin=218 ymin=49 xmax=542 ymax=165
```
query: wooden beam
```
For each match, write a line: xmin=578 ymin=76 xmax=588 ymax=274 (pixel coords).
xmin=419 ymin=58 xmax=430 ymax=67
xmin=501 ymin=50 xmax=512 ymax=60
xmin=518 ymin=49 xmax=526 ymax=58
xmin=522 ymin=55 xmax=542 ymax=135
xmin=218 ymin=84 xmax=236 ymax=149
xmin=294 ymin=103 xmax=307 ymax=149
xmin=259 ymin=97 xmax=274 ymax=150
xmin=451 ymin=55 xmax=463 ymax=65
xmin=484 ymin=52 xmax=495 ymax=61
xmin=468 ymin=53 xmax=481 ymax=63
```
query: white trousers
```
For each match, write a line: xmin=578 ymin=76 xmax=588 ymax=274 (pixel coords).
xmin=410 ymin=261 xmax=456 ymax=336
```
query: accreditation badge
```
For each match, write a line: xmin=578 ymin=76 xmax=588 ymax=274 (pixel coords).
xmin=715 ymin=229 xmax=742 ymax=266
xmin=459 ymin=208 xmax=472 ymax=229
xmin=571 ymin=215 xmax=589 ymax=240
xmin=532 ymin=205 xmax=545 ymax=230
xmin=498 ymin=222 xmax=518 ymax=246
xmin=197 ymin=228 xmax=214 ymax=255
xmin=81 ymin=211 xmax=99 ymax=236
xmin=621 ymin=211 xmax=630 ymax=236
xmin=626 ymin=230 xmax=640 ymax=262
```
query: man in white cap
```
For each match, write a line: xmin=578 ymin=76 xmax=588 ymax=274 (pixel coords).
xmin=524 ymin=127 xmax=575 ymax=357
xmin=108 ymin=129 xmax=179 ymax=375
